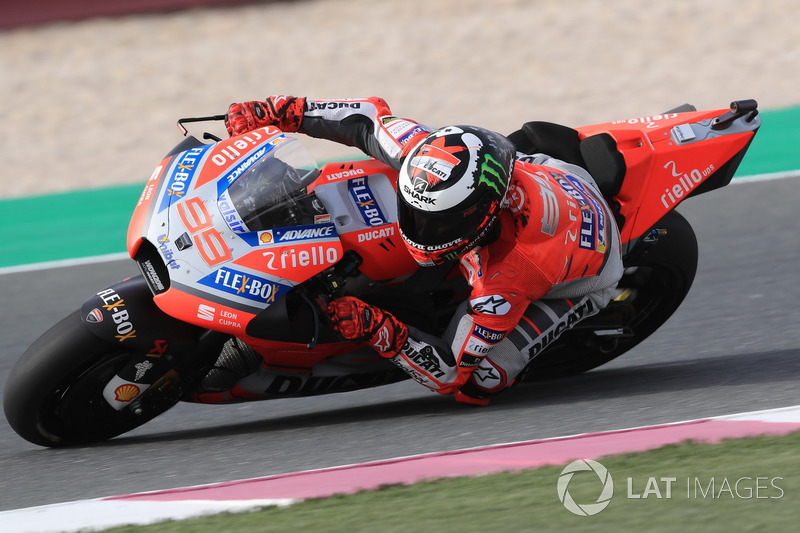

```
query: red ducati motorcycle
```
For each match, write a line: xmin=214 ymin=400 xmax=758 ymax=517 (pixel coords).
xmin=3 ymin=100 xmax=761 ymax=446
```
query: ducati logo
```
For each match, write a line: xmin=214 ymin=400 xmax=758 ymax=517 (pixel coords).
xmin=86 ymin=308 xmax=103 ymax=323
xmin=409 ymin=137 xmax=466 ymax=189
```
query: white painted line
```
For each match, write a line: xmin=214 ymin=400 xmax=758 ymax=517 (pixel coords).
xmin=0 ymin=498 xmax=296 ymax=533
xmin=0 ymin=252 xmax=129 ymax=276
xmin=730 ymin=169 xmax=800 ymax=184
xmin=713 ymin=404 xmax=800 ymax=423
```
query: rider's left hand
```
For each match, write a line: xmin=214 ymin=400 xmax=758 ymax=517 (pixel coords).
xmin=327 ymin=296 xmax=408 ymax=358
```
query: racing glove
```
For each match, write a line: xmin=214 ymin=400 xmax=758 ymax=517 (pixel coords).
xmin=225 ymin=95 xmax=306 ymax=136
xmin=327 ymin=296 xmax=408 ymax=358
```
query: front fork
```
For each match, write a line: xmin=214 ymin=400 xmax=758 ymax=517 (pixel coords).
xmin=80 ymin=276 xmax=212 ymax=411
xmin=101 ymin=345 xmax=181 ymax=411
xmin=108 ymin=329 xmax=228 ymax=414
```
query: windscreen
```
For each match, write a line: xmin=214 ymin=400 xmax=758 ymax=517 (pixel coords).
xmin=221 ymin=137 xmax=324 ymax=232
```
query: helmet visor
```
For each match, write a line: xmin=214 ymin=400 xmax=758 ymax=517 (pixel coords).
xmin=397 ymin=194 xmax=498 ymax=250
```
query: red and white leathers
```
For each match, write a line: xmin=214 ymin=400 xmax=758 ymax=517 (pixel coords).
xmin=235 ymin=96 xmax=624 ymax=404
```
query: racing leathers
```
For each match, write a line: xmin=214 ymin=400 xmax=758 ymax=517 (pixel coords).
xmin=226 ymin=96 xmax=624 ymax=405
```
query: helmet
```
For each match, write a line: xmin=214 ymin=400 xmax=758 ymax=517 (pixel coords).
xmin=397 ymin=125 xmax=516 ymax=266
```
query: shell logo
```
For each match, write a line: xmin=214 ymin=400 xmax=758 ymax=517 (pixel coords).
xmin=114 ymin=383 xmax=141 ymax=402
xmin=259 ymin=231 xmax=273 ymax=244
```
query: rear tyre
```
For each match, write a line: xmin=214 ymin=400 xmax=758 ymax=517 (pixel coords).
xmin=3 ymin=311 xmax=180 ymax=447
xmin=525 ymin=210 xmax=698 ymax=379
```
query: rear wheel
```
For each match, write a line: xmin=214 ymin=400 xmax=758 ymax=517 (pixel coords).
xmin=3 ymin=311 xmax=182 ymax=447
xmin=525 ymin=210 xmax=698 ymax=379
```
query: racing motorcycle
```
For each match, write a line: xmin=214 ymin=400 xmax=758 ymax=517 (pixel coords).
xmin=3 ymin=99 xmax=761 ymax=447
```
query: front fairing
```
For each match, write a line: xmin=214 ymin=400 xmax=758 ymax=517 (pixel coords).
xmin=127 ymin=127 xmax=343 ymax=334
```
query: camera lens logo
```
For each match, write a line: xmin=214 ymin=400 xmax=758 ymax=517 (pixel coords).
xmin=557 ymin=459 xmax=614 ymax=516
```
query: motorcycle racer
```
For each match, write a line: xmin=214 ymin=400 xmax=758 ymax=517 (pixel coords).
xmin=226 ymin=96 xmax=624 ymax=405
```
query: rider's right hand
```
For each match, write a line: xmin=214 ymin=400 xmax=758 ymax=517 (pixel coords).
xmin=224 ymin=95 xmax=306 ymax=137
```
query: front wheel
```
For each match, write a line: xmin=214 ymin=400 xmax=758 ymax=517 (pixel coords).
xmin=3 ymin=311 xmax=182 ymax=447
xmin=525 ymin=210 xmax=698 ymax=379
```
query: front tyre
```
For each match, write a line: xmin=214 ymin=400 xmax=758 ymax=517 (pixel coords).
xmin=3 ymin=311 xmax=180 ymax=447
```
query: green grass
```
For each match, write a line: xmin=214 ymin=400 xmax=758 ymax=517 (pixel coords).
xmin=103 ymin=430 xmax=800 ymax=533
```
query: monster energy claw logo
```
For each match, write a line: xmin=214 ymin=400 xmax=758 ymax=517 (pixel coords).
xmin=478 ymin=154 xmax=506 ymax=194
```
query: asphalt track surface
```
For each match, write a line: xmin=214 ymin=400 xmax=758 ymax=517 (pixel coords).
xmin=1 ymin=177 xmax=799 ymax=512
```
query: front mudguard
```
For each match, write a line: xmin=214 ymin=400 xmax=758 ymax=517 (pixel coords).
xmin=80 ymin=276 xmax=203 ymax=356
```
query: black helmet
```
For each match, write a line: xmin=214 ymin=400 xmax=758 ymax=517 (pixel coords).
xmin=397 ymin=125 xmax=516 ymax=265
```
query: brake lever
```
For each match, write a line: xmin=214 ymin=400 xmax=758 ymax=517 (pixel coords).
xmin=176 ymin=114 xmax=227 ymax=136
